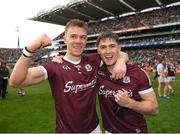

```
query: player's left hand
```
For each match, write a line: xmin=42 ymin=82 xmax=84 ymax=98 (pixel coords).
xmin=114 ymin=89 xmax=130 ymax=107
xmin=111 ymin=59 xmax=126 ymax=79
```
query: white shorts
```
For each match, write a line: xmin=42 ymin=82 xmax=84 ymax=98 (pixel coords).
xmin=158 ymin=76 xmax=167 ymax=83
xmin=167 ymin=76 xmax=176 ymax=83
xmin=90 ymin=124 xmax=102 ymax=134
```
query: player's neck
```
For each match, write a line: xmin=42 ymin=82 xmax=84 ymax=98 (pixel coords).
xmin=107 ymin=65 xmax=114 ymax=73
xmin=64 ymin=53 xmax=81 ymax=64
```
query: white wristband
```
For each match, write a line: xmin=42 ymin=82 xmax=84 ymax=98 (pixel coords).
xmin=22 ymin=47 xmax=34 ymax=57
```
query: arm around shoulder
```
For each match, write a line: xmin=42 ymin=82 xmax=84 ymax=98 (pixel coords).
xmin=118 ymin=51 xmax=129 ymax=63
xmin=111 ymin=51 xmax=129 ymax=79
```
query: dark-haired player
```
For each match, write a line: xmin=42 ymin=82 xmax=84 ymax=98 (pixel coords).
xmin=97 ymin=31 xmax=159 ymax=133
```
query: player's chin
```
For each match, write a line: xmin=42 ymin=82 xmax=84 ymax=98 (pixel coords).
xmin=74 ymin=50 xmax=83 ymax=55
xmin=74 ymin=52 xmax=83 ymax=57
xmin=104 ymin=60 xmax=114 ymax=66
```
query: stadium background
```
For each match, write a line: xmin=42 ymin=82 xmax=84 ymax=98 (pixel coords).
xmin=0 ymin=0 xmax=180 ymax=132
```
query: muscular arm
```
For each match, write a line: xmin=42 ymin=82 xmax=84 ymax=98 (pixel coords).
xmin=114 ymin=90 xmax=159 ymax=115
xmin=128 ymin=91 xmax=158 ymax=115
xmin=9 ymin=34 xmax=51 ymax=88
xmin=9 ymin=56 xmax=45 ymax=88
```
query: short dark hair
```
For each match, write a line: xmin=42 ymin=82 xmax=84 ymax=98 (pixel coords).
xmin=96 ymin=31 xmax=120 ymax=46
xmin=65 ymin=19 xmax=89 ymax=33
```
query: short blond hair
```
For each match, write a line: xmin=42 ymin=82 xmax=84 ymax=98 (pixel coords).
xmin=65 ymin=19 xmax=88 ymax=33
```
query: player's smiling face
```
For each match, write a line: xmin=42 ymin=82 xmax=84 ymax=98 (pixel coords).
xmin=64 ymin=26 xmax=87 ymax=57
xmin=98 ymin=38 xmax=120 ymax=66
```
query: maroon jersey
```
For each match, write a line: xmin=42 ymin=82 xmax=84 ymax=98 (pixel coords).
xmin=43 ymin=54 xmax=101 ymax=133
xmin=98 ymin=64 xmax=153 ymax=133
xmin=167 ymin=63 xmax=176 ymax=77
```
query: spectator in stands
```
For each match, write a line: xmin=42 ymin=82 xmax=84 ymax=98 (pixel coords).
xmin=97 ymin=31 xmax=159 ymax=133
xmin=9 ymin=19 xmax=128 ymax=133
xmin=88 ymin=5 xmax=180 ymax=34
xmin=0 ymin=62 xmax=9 ymax=99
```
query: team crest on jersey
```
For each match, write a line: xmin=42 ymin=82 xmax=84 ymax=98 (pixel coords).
xmin=84 ymin=64 xmax=92 ymax=72
xmin=62 ymin=65 xmax=71 ymax=70
xmin=123 ymin=76 xmax=130 ymax=83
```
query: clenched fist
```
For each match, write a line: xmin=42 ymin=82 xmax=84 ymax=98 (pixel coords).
xmin=26 ymin=34 xmax=52 ymax=52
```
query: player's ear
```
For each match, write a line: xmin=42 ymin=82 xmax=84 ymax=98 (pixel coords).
xmin=97 ymin=47 xmax=100 ymax=54
xmin=63 ymin=35 xmax=67 ymax=44
xmin=119 ymin=44 xmax=121 ymax=51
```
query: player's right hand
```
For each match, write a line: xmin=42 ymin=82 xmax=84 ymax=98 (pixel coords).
xmin=26 ymin=34 xmax=52 ymax=52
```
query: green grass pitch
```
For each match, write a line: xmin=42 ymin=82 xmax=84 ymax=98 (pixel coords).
xmin=0 ymin=74 xmax=180 ymax=133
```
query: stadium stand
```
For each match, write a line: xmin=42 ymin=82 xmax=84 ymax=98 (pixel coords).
xmin=1 ymin=0 xmax=180 ymax=70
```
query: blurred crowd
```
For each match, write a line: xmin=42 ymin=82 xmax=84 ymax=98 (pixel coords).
xmin=121 ymin=34 xmax=179 ymax=45
xmin=88 ymin=6 xmax=180 ymax=34
xmin=0 ymin=47 xmax=179 ymax=70
xmin=56 ymin=6 xmax=180 ymax=39
xmin=0 ymin=5 xmax=180 ymax=70
xmin=0 ymin=48 xmax=51 ymax=68
xmin=0 ymin=48 xmax=21 ymax=64
xmin=125 ymin=47 xmax=180 ymax=69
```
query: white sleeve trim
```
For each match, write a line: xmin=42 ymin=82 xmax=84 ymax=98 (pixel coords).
xmin=139 ymin=87 xmax=153 ymax=95
xmin=39 ymin=66 xmax=48 ymax=80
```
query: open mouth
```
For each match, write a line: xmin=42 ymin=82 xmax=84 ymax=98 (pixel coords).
xmin=105 ymin=55 xmax=113 ymax=60
xmin=74 ymin=46 xmax=83 ymax=51
xmin=104 ymin=56 xmax=113 ymax=63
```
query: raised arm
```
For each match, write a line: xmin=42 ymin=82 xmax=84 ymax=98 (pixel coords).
xmin=9 ymin=34 xmax=52 ymax=88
